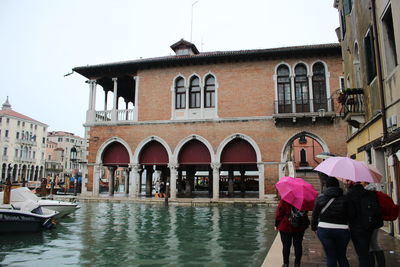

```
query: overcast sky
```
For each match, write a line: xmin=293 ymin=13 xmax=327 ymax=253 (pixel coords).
xmin=0 ymin=0 xmax=339 ymax=137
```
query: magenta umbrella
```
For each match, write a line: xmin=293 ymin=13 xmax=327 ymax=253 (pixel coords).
xmin=314 ymin=156 xmax=375 ymax=183
xmin=275 ymin=176 xmax=318 ymax=211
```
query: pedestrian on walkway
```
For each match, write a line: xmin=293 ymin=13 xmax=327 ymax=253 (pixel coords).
xmin=275 ymin=199 xmax=310 ymax=267
xmin=364 ymin=182 xmax=386 ymax=267
xmin=346 ymin=181 xmax=383 ymax=267
xmin=311 ymin=176 xmax=350 ymax=267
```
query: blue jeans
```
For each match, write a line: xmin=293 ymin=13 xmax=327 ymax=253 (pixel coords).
xmin=317 ymin=227 xmax=350 ymax=267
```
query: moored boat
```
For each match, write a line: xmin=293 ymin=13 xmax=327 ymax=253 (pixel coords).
xmin=0 ymin=187 xmax=80 ymax=218
xmin=0 ymin=201 xmax=58 ymax=233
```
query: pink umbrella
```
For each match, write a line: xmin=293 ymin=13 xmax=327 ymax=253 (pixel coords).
xmin=275 ymin=176 xmax=318 ymax=211
xmin=361 ymin=162 xmax=382 ymax=183
xmin=314 ymin=156 xmax=376 ymax=183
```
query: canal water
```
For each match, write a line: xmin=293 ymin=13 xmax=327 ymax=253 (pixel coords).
xmin=0 ymin=202 xmax=277 ymax=266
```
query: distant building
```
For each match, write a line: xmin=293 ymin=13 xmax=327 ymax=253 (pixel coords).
xmin=73 ymin=39 xmax=347 ymax=199
xmin=46 ymin=131 xmax=87 ymax=188
xmin=0 ymin=97 xmax=48 ymax=184
xmin=334 ymin=0 xmax=400 ymax=235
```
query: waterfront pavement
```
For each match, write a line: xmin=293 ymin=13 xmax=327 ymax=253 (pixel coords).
xmin=263 ymin=228 xmax=400 ymax=267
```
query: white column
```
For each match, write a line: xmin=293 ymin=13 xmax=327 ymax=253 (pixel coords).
xmin=87 ymin=80 xmax=97 ymax=123
xmin=290 ymin=75 xmax=296 ymax=113
xmin=326 ymin=72 xmax=332 ymax=112
xmin=93 ymin=164 xmax=101 ymax=197
xmin=185 ymin=82 xmax=189 ymax=119
xmin=129 ymin=164 xmax=141 ymax=198
xmin=92 ymin=80 xmax=97 ymax=111
xmin=134 ymin=76 xmax=139 ymax=121
xmin=258 ymin=163 xmax=265 ymax=199
xmin=168 ymin=163 xmax=178 ymax=199
xmin=81 ymin=165 xmax=88 ymax=196
xmin=212 ymin=163 xmax=221 ymax=200
xmin=200 ymin=79 xmax=204 ymax=118
xmin=273 ymin=74 xmax=278 ymax=113
xmin=308 ymin=75 xmax=314 ymax=112
xmin=111 ymin=78 xmax=118 ymax=121
xmin=88 ymin=80 xmax=93 ymax=110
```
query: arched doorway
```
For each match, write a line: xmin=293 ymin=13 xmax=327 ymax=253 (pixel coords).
xmin=281 ymin=131 xmax=329 ymax=192
xmin=220 ymin=138 xmax=258 ymax=197
xmin=177 ymin=139 xmax=212 ymax=197
xmin=101 ymin=141 xmax=130 ymax=196
xmin=138 ymin=140 xmax=169 ymax=197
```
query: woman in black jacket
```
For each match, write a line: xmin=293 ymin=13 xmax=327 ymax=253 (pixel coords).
xmin=311 ymin=176 xmax=350 ymax=267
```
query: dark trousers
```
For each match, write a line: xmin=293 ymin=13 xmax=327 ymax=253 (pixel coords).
xmin=317 ymin=227 xmax=350 ymax=267
xmin=279 ymin=231 xmax=305 ymax=265
xmin=351 ymin=228 xmax=373 ymax=267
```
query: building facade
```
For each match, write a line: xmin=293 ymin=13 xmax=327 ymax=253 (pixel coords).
xmin=73 ymin=40 xmax=347 ymax=200
xmin=0 ymin=97 xmax=48 ymax=184
xmin=45 ymin=131 xmax=87 ymax=189
xmin=334 ymin=0 xmax=400 ymax=236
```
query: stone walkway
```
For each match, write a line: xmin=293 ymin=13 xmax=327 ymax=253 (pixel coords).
xmin=263 ymin=228 xmax=400 ymax=267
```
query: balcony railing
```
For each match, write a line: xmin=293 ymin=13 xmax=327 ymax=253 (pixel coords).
xmin=118 ymin=109 xmax=135 ymax=121
xmin=95 ymin=110 xmax=112 ymax=122
xmin=339 ymin=89 xmax=365 ymax=117
xmin=94 ymin=109 xmax=136 ymax=122
xmin=16 ymin=138 xmax=36 ymax=145
xmin=274 ymin=98 xmax=333 ymax=114
xmin=14 ymin=156 xmax=35 ymax=163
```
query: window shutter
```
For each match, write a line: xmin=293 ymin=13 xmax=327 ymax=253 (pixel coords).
xmin=344 ymin=0 xmax=352 ymax=16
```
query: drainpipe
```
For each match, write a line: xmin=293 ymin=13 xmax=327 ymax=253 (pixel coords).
xmin=371 ymin=0 xmax=388 ymax=140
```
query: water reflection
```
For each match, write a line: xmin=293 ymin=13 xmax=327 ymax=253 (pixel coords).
xmin=0 ymin=203 xmax=276 ymax=266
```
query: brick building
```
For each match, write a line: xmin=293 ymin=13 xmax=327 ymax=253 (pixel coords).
xmin=73 ymin=40 xmax=347 ymax=200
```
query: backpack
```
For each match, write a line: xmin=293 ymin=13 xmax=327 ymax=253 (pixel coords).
xmin=360 ymin=190 xmax=384 ymax=231
xmin=376 ymin=191 xmax=399 ymax=221
xmin=289 ymin=207 xmax=308 ymax=228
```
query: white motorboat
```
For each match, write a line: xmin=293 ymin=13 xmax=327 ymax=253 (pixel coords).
xmin=1 ymin=187 xmax=80 ymax=218
xmin=0 ymin=200 xmax=58 ymax=233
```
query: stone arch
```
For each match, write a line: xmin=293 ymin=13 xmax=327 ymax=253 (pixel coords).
xmin=173 ymin=135 xmax=215 ymax=164
xmin=203 ymin=71 xmax=219 ymax=88
xmin=281 ymin=131 xmax=329 ymax=163
xmin=171 ymin=74 xmax=186 ymax=90
xmin=133 ymin=136 xmax=173 ymax=165
xmin=274 ymin=62 xmax=293 ymax=75
xmin=216 ymin=133 xmax=262 ymax=164
xmin=188 ymin=73 xmax=202 ymax=86
xmin=292 ymin=61 xmax=311 ymax=74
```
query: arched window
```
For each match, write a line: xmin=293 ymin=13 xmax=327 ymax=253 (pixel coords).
xmin=294 ymin=64 xmax=309 ymax=112
xmin=312 ymin=62 xmax=328 ymax=111
xmin=277 ymin=65 xmax=292 ymax=113
xmin=175 ymin=77 xmax=185 ymax=109
xmin=189 ymin=76 xmax=200 ymax=108
xmin=204 ymin=75 xmax=215 ymax=108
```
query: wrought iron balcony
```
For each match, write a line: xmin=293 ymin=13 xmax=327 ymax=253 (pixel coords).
xmin=338 ymin=88 xmax=365 ymax=128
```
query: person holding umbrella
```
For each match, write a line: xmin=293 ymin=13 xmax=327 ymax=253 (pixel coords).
xmin=275 ymin=176 xmax=318 ymax=267
xmin=315 ymin=157 xmax=384 ymax=267
xmin=311 ymin=176 xmax=350 ymax=267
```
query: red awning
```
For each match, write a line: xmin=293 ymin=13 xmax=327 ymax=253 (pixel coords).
xmin=221 ymin=138 xmax=257 ymax=164
xmin=102 ymin=142 xmax=130 ymax=166
xmin=139 ymin=141 xmax=169 ymax=165
xmin=178 ymin=140 xmax=211 ymax=165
